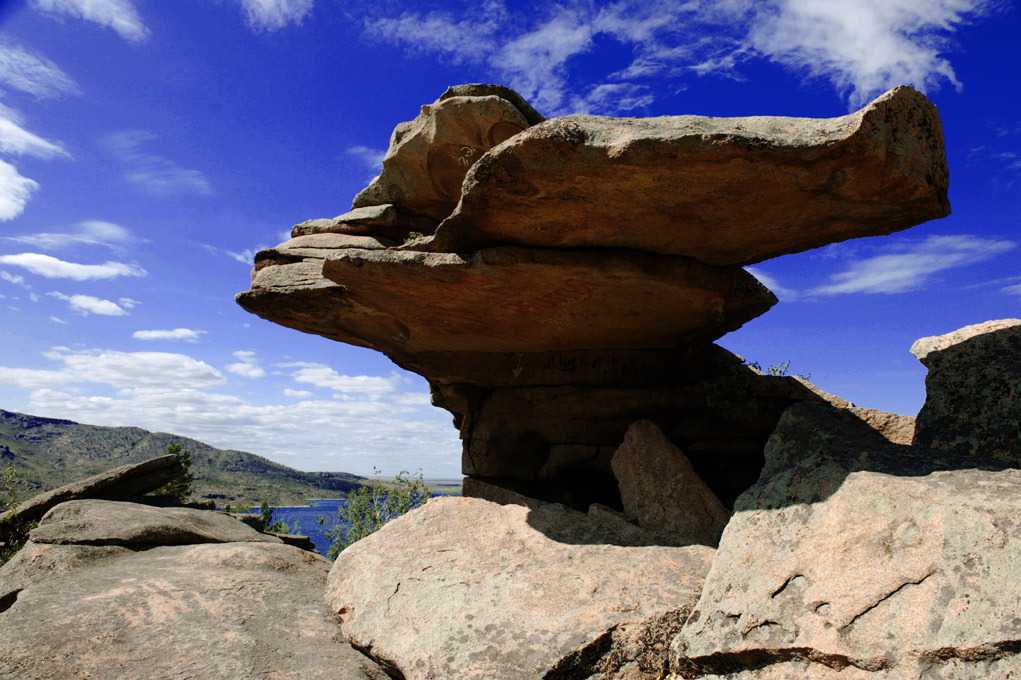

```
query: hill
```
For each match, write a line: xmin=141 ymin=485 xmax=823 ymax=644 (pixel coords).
xmin=0 ymin=409 xmax=366 ymax=507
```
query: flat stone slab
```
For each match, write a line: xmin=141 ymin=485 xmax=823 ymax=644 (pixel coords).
xmin=0 ymin=541 xmax=388 ymax=679
xmin=29 ymin=499 xmax=283 ymax=546
xmin=428 ymin=86 xmax=949 ymax=265
xmin=321 ymin=246 xmax=775 ymax=353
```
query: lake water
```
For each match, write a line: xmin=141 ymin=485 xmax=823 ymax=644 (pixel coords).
xmin=260 ymin=499 xmax=347 ymax=557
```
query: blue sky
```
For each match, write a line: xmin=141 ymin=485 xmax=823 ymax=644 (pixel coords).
xmin=0 ymin=0 xmax=1017 ymax=476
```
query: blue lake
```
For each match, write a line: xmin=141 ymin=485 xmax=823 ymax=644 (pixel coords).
xmin=254 ymin=499 xmax=348 ymax=557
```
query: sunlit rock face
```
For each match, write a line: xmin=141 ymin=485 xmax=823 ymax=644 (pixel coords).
xmin=236 ymin=83 xmax=949 ymax=510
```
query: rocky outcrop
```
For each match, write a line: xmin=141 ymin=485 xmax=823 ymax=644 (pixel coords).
xmin=237 ymin=83 xmax=948 ymax=515
xmin=327 ymin=496 xmax=715 ymax=680
xmin=427 ymin=86 xmax=950 ymax=264
xmin=0 ymin=454 xmax=183 ymax=542
xmin=669 ymin=403 xmax=1019 ymax=680
xmin=911 ymin=318 xmax=1021 ymax=463
xmin=1 ymin=499 xmax=388 ymax=679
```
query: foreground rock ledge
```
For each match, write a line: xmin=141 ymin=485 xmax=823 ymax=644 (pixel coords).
xmin=427 ymin=85 xmax=950 ymax=265
xmin=327 ymin=496 xmax=715 ymax=680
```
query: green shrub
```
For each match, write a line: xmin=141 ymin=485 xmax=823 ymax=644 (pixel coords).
xmin=154 ymin=443 xmax=193 ymax=503
xmin=1 ymin=463 xmax=37 ymax=566
xmin=319 ymin=468 xmax=430 ymax=559
xmin=748 ymin=360 xmax=810 ymax=381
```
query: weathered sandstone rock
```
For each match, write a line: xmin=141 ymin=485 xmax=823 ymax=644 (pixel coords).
xmin=327 ymin=496 xmax=715 ymax=680
xmin=427 ymin=86 xmax=949 ymax=265
xmin=321 ymin=246 xmax=775 ymax=354
xmin=612 ymin=420 xmax=730 ymax=547
xmin=671 ymin=403 xmax=1020 ymax=679
xmin=352 ymin=94 xmax=531 ymax=221
xmin=0 ymin=454 xmax=183 ymax=541
xmin=0 ymin=540 xmax=388 ymax=679
xmin=29 ymin=499 xmax=283 ymax=546
xmin=911 ymin=318 xmax=1021 ymax=463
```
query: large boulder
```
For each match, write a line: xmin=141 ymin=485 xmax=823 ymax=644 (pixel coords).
xmin=427 ymin=86 xmax=949 ymax=265
xmin=612 ymin=420 xmax=730 ymax=547
xmin=670 ymin=403 xmax=1020 ymax=679
xmin=911 ymin=318 xmax=1021 ymax=463
xmin=327 ymin=496 xmax=715 ymax=680
xmin=0 ymin=454 xmax=183 ymax=542
xmin=352 ymin=94 xmax=531 ymax=221
xmin=0 ymin=500 xmax=388 ymax=679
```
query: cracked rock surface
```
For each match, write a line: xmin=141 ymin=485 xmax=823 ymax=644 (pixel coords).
xmin=670 ymin=403 xmax=1021 ymax=679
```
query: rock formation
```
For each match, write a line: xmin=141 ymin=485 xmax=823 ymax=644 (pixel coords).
xmin=237 ymin=83 xmax=949 ymax=513
xmin=1 ymin=475 xmax=389 ymax=679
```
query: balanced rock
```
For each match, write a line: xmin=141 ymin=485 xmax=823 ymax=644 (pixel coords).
xmin=427 ymin=86 xmax=949 ymax=265
xmin=352 ymin=93 xmax=532 ymax=221
xmin=320 ymin=246 xmax=775 ymax=354
xmin=671 ymin=403 xmax=1020 ymax=679
xmin=327 ymin=496 xmax=715 ymax=680
xmin=911 ymin=318 xmax=1021 ymax=463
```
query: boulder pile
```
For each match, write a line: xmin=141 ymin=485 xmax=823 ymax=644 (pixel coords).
xmin=237 ymin=83 xmax=948 ymax=512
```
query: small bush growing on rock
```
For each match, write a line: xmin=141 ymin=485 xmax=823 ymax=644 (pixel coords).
xmin=319 ymin=468 xmax=430 ymax=559
xmin=1 ymin=463 xmax=37 ymax=566
xmin=748 ymin=360 xmax=810 ymax=381
xmin=155 ymin=443 xmax=193 ymax=503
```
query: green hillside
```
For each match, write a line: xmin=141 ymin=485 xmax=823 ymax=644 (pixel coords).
xmin=0 ymin=409 xmax=367 ymax=508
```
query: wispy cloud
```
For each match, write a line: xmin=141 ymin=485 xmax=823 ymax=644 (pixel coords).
xmin=347 ymin=144 xmax=387 ymax=171
xmin=133 ymin=328 xmax=206 ymax=342
xmin=280 ymin=361 xmax=401 ymax=398
xmin=0 ymin=43 xmax=79 ymax=98
xmin=47 ymin=292 xmax=130 ymax=316
xmin=0 ymin=115 xmax=70 ymax=159
xmin=226 ymin=350 xmax=266 ymax=378
xmin=2 ymin=221 xmax=132 ymax=250
xmin=0 ymin=253 xmax=146 ymax=280
xmin=745 ymin=266 xmax=798 ymax=302
xmin=0 ymin=160 xmax=39 ymax=221
xmin=808 ymin=235 xmax=1016 ymax=295
xmin=107 ymin=131 xmax=212 ymax=196
xmin=361 ymin=0 xmax=999 ymax=114
xmin=236 ymin=0 xmax=314 ymax=31
xmin=30 ymin=0 xmax=149 ymax=43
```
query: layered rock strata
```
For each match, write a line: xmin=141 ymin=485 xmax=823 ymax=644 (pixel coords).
xmin=236 ymin=83 xmax=949 ymax=511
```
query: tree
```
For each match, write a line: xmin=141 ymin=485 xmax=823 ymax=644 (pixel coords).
xmin=319 ymin=468 xmax=430 ymax=559
xmin=156 ymin=443 xmax=193 ymax=503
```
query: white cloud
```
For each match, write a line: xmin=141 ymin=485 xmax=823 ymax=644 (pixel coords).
xmin=0 ymin=253 xmax=145 ymax=280
xmin=225 ymin=248 xmax=258 ymax=265
xmin=50 ymin=316 xmax=67 ymax=324
xmin=346 ymin=145 xmax=387 ymax=172
xmin=808 ymin=235 xmax=1016 ymax=295
xmin=39 ymin=348 xmax=226 ymax=389
xmin=1 ymin=270 xmax=27 ymax=287
xmin=0 ymin=116 xmax=70 ymax=159
xmin=0 ymin=43 xmax=79 ymax=98
xmin=30 ymin=0 xmax=149 ymax=43
xmin=0 ymin=366 xmax=71 ymax=388
xmin=2 ymin=220 xmax=132 ymax=250
xmin=237 ymin=0 xmax=314 ymax=31
xmin=362 ymin=0 xmax=998 ymax=113
xmin=1004 ymin=284 xmax=1021 ymax=296
xmin=284 ymin=388 xmax=314 ymax=398
xmin=745 ymin=266 xmax=798 ymax=302
xmin=226 ymin=350 xmax=266 ymax=378
xmin=107 ymin=131 xmax=212 ymax=196
xmin=281 ymin=362 xmax=401 ymax=397
xmin=0 ymin=159 xmax=39 ymax=221
xmin=133 ymin=328 xmax=206 ymax=342
xmin=48 ymin=292 xmax=130 ymax=316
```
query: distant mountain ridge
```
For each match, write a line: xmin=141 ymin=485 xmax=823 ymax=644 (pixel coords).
xmin=0 ymin=409 xmax=366 ymax=507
